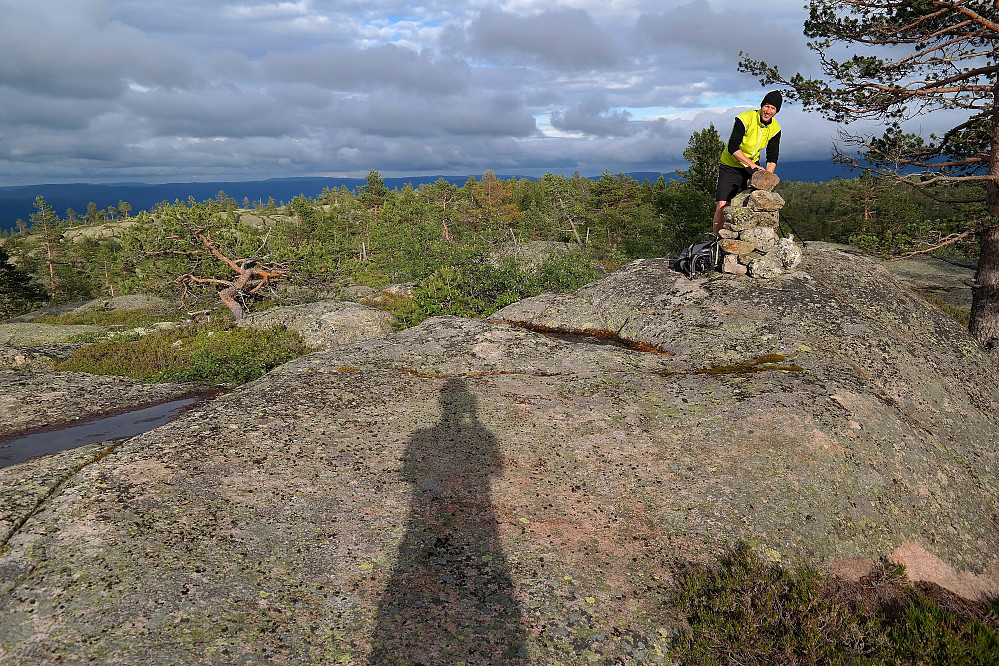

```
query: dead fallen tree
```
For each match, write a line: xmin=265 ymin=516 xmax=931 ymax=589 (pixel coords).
xmin=177 ymin=231 xmax=289 ymax=321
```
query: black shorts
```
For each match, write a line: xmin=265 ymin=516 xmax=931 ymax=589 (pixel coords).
xmin=715 ymin=164 xmax=752 ymax=203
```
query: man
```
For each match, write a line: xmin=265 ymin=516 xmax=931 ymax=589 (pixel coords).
xmin=712 ymin=91 xmax=782 ymax=234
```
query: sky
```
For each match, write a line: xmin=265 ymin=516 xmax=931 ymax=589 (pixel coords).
xmin=0 ymin=0 xmax=901 ymax=186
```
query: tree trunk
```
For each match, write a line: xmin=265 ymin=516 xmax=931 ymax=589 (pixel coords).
xmin=219 ymin=286 xmax=245 ymax=321
xmin=970 ymin=222 xmax=999 ymax=364
xmin=969 ymin=76 xmax=999 ymax=364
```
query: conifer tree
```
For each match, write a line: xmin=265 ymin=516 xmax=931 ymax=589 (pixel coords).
xmin=677 ymin=124 xmax=724 ymax=197
xmin=0 ymin=246 xmax=48 ymax=316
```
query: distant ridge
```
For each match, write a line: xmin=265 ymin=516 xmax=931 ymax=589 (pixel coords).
xmin=0 ymin=161 xmax=855 ymax=233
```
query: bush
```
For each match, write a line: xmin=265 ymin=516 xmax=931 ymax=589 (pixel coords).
xmin=410 ymin=251 xmax=600 ymax=322
xmin=668 ymin=543 xmax=999 ymax=665
xmin=56 ymin=323 xmax=311 ymax=383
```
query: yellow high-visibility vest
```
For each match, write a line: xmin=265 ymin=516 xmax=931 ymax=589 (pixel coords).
xmin=720 ymin=109 xmax=781 ymax=168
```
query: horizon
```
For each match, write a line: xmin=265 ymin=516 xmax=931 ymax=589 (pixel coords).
xmin=0 ymin=160 xmax=858 ymax=232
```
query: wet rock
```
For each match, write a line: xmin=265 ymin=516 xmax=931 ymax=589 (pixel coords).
xmin=0 ymin=370 xmax=205 ymax=437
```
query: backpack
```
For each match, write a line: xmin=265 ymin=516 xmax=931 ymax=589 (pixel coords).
xmin=671 ymin=234 xmax=721 ymax=279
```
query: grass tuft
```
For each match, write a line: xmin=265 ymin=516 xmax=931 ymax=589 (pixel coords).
xmin=55 ymin=322 xmax=312 ymax=384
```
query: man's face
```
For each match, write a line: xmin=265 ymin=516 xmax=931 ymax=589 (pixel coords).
xmin=760 ymin=104 xmax=777 ymax=122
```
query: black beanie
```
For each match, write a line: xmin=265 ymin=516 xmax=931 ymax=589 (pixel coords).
xmin=761 ymin=90 xmax=782 ymax=113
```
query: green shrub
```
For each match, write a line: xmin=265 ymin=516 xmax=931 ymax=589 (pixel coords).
xmin=55 ymin=323 xmax=311 ymax=383
xmin=668 ymin=543 xmax=999 ymax=665
xmin=410 ymin=251 xmax=600 ymax=323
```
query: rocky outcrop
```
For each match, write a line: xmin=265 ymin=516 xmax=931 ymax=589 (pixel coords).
xmin=0 ymin=323 xmax=103 ymax=346
xmin=236 ymin=300 xmax=397 ymax=349
xmin=0 ymin=245 xmax=996 ymax=663
xmin=61 ymin=219 xmax=139 ymax=245
xmin=4 ymin=294 xmax=173 ymax=323
xmin=489 ymin=240 xmax=581 ymax=269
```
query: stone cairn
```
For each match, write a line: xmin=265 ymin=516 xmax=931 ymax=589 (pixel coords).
xmin=717 ymin=170 xmax=802 ymax=278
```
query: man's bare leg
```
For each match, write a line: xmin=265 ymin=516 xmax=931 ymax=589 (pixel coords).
xmin=712 ymin=201 xmax=727 ymax=235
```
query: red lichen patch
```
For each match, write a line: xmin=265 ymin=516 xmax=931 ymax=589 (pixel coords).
xmin=890 ymin=540 xmax=999 ymax=601
xmin=827 ymin=557 xmax=877 ymax=582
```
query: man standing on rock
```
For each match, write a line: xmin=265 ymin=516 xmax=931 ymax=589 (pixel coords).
xmin=712 ymin=91 xmax=783 ymax=235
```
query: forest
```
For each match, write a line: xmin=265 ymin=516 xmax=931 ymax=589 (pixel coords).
xmin=0 ymin=167 xmax=985 ymax=325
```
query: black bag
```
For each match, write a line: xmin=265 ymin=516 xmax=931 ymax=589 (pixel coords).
xmin=671 ymin=234 xmax=721 ymax=279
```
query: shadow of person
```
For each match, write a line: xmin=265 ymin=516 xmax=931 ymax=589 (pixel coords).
xmin=369 ymin=378 xmax=527 ymax=665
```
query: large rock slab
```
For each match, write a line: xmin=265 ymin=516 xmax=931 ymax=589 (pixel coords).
xmin=237 ymin=300 xmax=397 ymax=349
xmin=1 ymin=245 xmax=997 ymax=663
xmin=0 ymin=323 xmax=104 ymax=346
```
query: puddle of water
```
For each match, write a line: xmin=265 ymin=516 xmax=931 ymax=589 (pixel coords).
xmin=0 ymin=398 xmax=198 ymax=469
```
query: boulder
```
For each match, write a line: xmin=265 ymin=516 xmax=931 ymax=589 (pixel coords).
xmin=746 ymin=190 xmax=785 ymax=211
xmin=750 ymin=169 xmax=780 ymax=191
xmin=237 ymin=300 xmax=396 ymax=349
xmin=723 ymin=205 xmax=779 ymax=231
xmin=721 ymin=253 xmax=748 ymax=275
xmin=747 ymin=251 xmax=785 ymax=278
xmin=775 ymin=236 xmax=803 ymax=271
xmin=489 ymin=240 xmax=579 ymax=270
xmin=718 ymin=238 xmax=759 ymax=257
xmin=1 ymin=245 xmax=997 ymax=662
xmin=738 ymin=226 xmax=778 ymax=252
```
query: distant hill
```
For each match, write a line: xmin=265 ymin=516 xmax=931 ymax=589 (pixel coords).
xmin=0 ymin=161 xmax=856 ymax=234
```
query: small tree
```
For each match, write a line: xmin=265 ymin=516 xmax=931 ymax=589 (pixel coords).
xmin=739 ymin=0 xmax=999 ymax=361
xmin=0 ymin=246 xmax=48 ymax=317
xmin=677 ymin=124 xmax=724 ymax=197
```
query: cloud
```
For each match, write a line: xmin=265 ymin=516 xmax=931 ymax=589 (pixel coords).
xmin=469 ymin=8 xmax=622 ymax=70
xmin=635 ymin=0 xmax=809 ymax=70
xmin=262 ymin=44 xmax=467 ymax=95
xmin=0 ymin=0 xmax=193 ymax=99
xmin=550 ymin=97 xmax=632 ymax=137
xmin=125 ymin=87 xmax=304 ymax=138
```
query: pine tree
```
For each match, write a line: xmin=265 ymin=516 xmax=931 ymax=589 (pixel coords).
xmin=677 ymin=124 xmax=724 ymax=197
xmin=0 ymin=246 xmax=48 ymax=317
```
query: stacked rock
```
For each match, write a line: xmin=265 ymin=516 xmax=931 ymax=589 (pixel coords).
xmin=718 ymin=170 xmax=802 ymax=278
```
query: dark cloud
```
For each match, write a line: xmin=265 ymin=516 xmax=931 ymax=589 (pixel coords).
xmin=551 ymin=98 xmax=632 ymax=137
xmin=635 ymin=0 xmax=809 ymax=70
xmin=0 ymin=1 xmax=193 ymax=99
xmin=125 ymin=88 xmax=304 ymax=138
xmin=263 ymin=44 xmax=467 ymax=95
xmin=333 ymin=93 xmax=536 ymax=138
xmin=470 ymin=8 xmax=622 ymax=70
